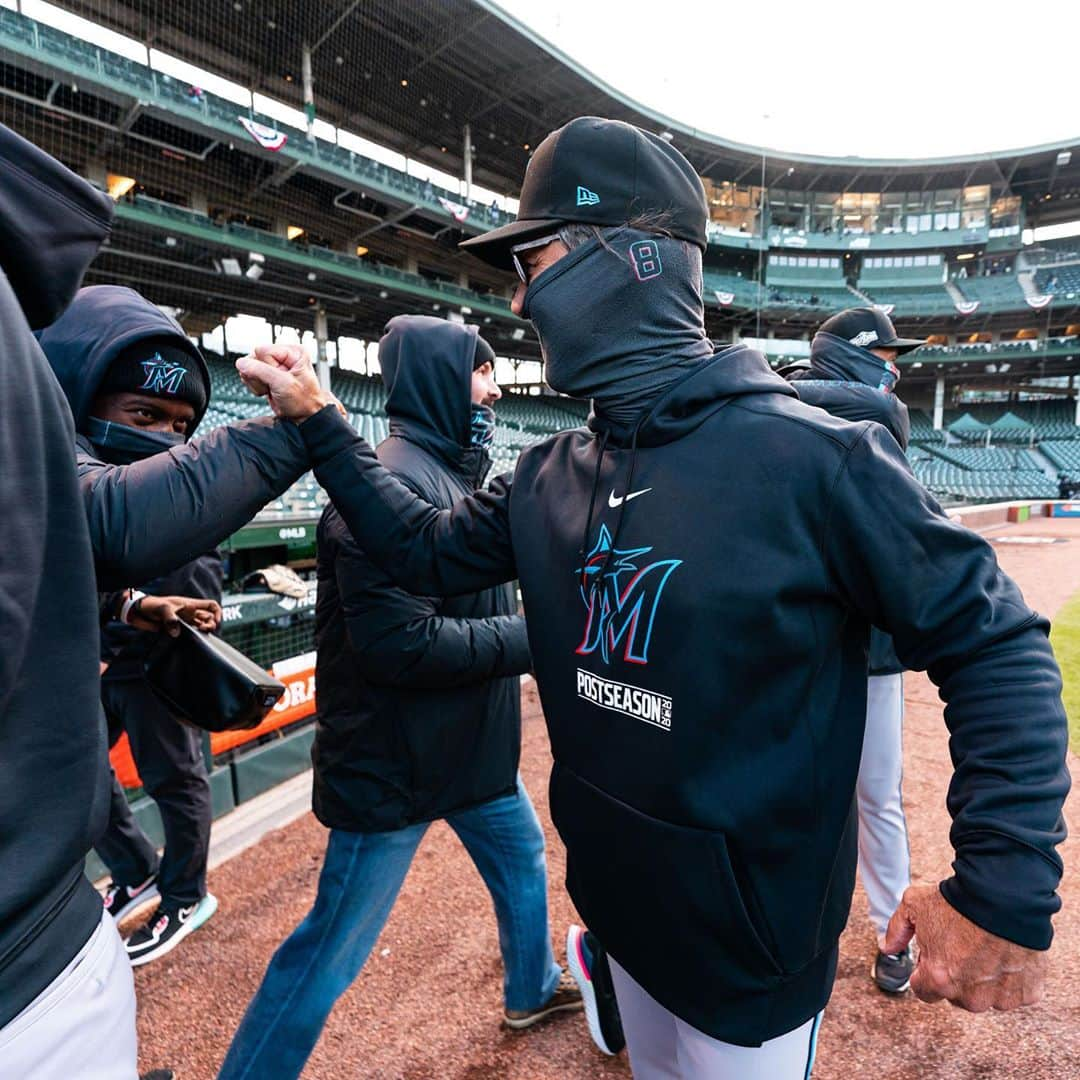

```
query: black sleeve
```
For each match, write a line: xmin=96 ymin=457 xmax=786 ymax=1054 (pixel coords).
xmin=825 ymin=423 xmax=1069 ymax=950
xmin=334 ymin=529 xmax=531 ymax=689
xmin=81 ymin=409 xmax=337 ymax=589
xmin=303 ymin=405 xmax=517 ymax=597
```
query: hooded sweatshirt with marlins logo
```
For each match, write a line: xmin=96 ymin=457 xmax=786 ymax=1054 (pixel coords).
xmin=299 ymin=228 xmax=1066 ymax=1046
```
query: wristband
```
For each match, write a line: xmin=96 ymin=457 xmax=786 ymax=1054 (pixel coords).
xmin=120 ymin=590 xmax=147 ymax=625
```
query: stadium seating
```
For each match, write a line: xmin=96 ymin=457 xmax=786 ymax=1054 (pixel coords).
xmin=956 ymin=273 xmax=1026 ymax=307
xmin=1036 ymin=264 xmax=1080 ymax=299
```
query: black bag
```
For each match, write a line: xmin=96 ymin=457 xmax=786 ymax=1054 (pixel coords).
xmin=143 ymin=621 xmax=286 ymax=732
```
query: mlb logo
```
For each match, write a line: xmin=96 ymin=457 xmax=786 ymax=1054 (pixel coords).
xmin=576 ymin=186 xmax=600 ymax=207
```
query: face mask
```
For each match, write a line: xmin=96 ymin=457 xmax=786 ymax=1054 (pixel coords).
xmin=469 ymin=403 xmax=496 ymax=449
xmin=86 ymin=416 xmax=185 ymax=465
xmin=810 ymin=332 xmax=900 ymax=394
xmin=523 ymin=228 xmax=713 ymax=426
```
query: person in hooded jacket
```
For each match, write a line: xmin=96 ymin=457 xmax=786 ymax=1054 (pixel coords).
xmin=234 ymin=117 xmax=1069 ymax=1080
xmin=38 ymin=285 xmax=228 ymax=966
xmin=0 ymin=124 xmax=345 ymax=1079
xmin=785 ymin=307 xmax=923 ymax=997
xmin=219 ymin=317 xmax=579 ymax=1080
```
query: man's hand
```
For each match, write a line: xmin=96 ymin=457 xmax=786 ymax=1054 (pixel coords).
xmin=128 ymin=595 xmax=223 ymax=637
xmin=236 ymin=344 xmax=342 ymax=422
xmin=884 ymin=883 xmax=1047 ymax=1013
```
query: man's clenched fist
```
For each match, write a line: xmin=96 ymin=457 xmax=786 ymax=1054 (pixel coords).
xmin=236 ymin=344 xmax=341 ymax=422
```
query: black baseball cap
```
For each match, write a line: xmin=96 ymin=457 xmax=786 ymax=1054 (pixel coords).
xmin=817 ymin=307 xmax=926 ymax=355
xmin=460 ymin=116 xmax=708 ymax=270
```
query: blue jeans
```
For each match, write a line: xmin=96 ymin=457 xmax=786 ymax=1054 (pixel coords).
xmin=218 ymin=778 xmax=561 ymax=1080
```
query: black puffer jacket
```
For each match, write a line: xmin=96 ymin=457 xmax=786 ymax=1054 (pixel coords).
xmin=786 ymin=335 xmax=911 ymax=675
xmin=312 ymin=316 xmax=531 ymax=833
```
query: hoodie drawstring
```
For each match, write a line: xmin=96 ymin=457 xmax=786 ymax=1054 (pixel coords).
xmin=578 ymin=428 xmax=610 ymax=589
xmin=597 ymin=417 xmax=645 ymax=584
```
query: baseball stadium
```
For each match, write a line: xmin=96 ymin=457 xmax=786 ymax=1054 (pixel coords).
xmin=2 ymin=0 xmax=1079 ymax=1077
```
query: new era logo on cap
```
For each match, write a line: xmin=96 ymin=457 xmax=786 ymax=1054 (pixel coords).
xmin=850 ymin=330 xmax=879 ymax=348
xmin=576 ymin=186 xmax=600 ymax=207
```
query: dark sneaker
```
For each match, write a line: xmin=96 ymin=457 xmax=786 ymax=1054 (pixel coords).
xmin=566 ymin=925 xmax=625 ymax=1055
xmin=873 ymin=945 xmax=914 ymax=993
xmin=503 ymin=970 xmax=584 ymax=1030
xmin=103 ymin=874 xmax=160 ymax=923
xmin=126 ymin=893 xmax=218 ymax=967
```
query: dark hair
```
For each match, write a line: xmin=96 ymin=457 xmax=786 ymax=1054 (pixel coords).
xmin=557 ymin=210 xmax=678 ymax=258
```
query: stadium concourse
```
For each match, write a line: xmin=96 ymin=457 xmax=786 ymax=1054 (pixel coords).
xmin=122 ymin=511 xmax=1080 ymax=1080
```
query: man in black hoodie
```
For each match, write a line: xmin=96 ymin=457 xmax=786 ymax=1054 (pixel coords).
xmin=786 ymin=307 xmax=924 ymax=996
xmin=39 ymin=286 xmax=228 ymax=967
xmin=219 ymin=317 xmax=579 ymax=1080
xmin=236 ymin=118 xmax=1069 ymax=1078
xmin=0 ymin=124 xmax=339 ymax=1077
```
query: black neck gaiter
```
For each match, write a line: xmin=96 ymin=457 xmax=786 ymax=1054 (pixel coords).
xmin=524 ymin=228 xmax=714 ymax=430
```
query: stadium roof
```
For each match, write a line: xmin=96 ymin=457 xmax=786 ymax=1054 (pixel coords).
xmin=56 ymin=0 xmax=1080 ymax=216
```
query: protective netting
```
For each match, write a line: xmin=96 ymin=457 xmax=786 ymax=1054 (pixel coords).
xmin=0 ymin=0 xmax=540 ymax=370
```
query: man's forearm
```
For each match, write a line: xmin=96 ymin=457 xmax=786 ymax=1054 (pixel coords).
xmin=302 ymin=406 xmax=517 ymax=596
xmin=932 ymin=622 xmax=1069 ymax=950
xmin=85 ymin=415 xmax=311 ymax=589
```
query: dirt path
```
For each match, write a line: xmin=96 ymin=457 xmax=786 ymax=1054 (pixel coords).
xmin=135 ymin=517 xmax=1080 ymax=1079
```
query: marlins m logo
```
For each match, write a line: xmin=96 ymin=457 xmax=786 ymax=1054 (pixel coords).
xmin=139 ymin=353 xmax=187 ymax=395
xmin=575 ymin=523 xmax=681 ymax=666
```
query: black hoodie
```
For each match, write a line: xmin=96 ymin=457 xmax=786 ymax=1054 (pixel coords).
xmin=36 ymin=284 xmax=335 ymax=590
xmin=301 ymin=332 xmax=1068 ymax=1046
xmin=312 ymin=317 xmax=530 ymax=832
xmin=787 ymin=332 xmax=912 ymax=676
xmin=0 ymin=126 xmax=336 ymax=1025
xmin=0 ymin=124 xmax=116 ymax=1027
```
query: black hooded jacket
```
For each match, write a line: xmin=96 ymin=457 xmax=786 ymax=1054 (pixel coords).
xmin=786 ymin=333 xmax=912 ymax=675
xmin=36 ymin=285 xmax=226 ymax=676
xmin=0 ymin=125 xmax=336 ymax=1027
xmin=0 ymin=123 xmax=115 ymax=1029
xmin=300 ymin=337 xmax=1067 ymax=1047
xmin=313 ymin=317 xmax=530 ymax=832
xmin=37 ymin=284 xmax=331 ymax=590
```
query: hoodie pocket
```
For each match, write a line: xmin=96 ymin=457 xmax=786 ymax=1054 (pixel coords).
xmin=551 ymin=764 xmax=782 ymax=1001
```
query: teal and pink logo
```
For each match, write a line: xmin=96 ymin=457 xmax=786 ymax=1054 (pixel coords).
xmin=575 ymin=524 xmax=681 ymax=665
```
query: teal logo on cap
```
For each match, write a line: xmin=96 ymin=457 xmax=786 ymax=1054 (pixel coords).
xmin=576 ymin=186 xmax=600 ymax=207
xmin=140 ymin=353 xmax=187 ymax=395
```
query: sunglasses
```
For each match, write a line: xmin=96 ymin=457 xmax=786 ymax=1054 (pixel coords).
xmin=510 ymin=233 xmax=562 ymax=284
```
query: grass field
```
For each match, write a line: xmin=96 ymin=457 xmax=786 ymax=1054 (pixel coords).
xmin=1052 ymin=588 xmax=1080 ymax=754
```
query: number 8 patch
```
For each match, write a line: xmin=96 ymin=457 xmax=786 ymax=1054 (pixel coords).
xmin=629 ymin=239 xmax=663 ymax=281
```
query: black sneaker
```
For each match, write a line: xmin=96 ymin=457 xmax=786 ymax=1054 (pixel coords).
xmin=873 ymin=945 xmax=914 ymax=994
xmin=566 ymin=925 xmax=626 ymax=1055
xmin=103 ymin=874 xmax=160 ymax=922
xmin=126 ymin=893 xmax=217 ymax=967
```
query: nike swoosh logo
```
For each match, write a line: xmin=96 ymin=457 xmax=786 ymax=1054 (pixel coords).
xmin=608 ymin=487 xmax=652 ymax=509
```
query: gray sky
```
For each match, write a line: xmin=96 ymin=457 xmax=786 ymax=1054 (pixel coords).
xmin=495 ymin=0 xmax=1080 ymax=160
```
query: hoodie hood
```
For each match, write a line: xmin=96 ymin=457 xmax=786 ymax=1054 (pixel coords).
xmin=809 ymin=331 xmax=900 ymax=393
xmin=379 ymin=315 xmax=487 ymax=476
xmin=589 ymin=343 xmax=795 ymax=448
xmin=0 ymin=123 xmax=113 ymax=330
xmin=36 ymin=285 xmax=210 ymax=435
xmin=792 ymin=331 xmax=909 ymax=449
